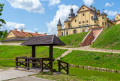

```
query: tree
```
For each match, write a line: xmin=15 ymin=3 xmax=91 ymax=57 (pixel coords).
xmin=0 ymin=3 xmax=6 ymax=28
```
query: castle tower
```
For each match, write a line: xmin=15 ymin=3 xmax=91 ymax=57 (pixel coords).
xmin=64 ymin=18 xmax=70 ymax=29
xmin=57 ymin=19 xmax=62 ymax=37
xmin=92 ymin=10 xmax=99 ymax=27
xmin=68 ymin=7 xmax=75 ymax=21
xmin=99 ymin=11 xmax=107 ymax=27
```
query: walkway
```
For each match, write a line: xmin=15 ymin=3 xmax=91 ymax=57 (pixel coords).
xmin=55 ymin=46 xmax=120 ymax=53
xmin=0 ymin=68 xmax=50 ymax=81
xmin=55 ymin=46 xmax=120 ymax=60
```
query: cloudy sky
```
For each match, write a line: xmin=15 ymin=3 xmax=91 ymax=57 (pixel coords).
xmin=0 ymin=0 xmax=120 ymax=34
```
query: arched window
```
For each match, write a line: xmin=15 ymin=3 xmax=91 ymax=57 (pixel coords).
xmin=66 ymin=32 xmax=68 ymax=35
xmin=83 ymin=13 xmax=84 ymax=16
xmin=73 ymin=30 xmax=77 ymax=34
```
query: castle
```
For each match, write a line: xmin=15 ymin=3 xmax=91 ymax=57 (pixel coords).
xmin=57 ymin=5 xmax=120 ymax=37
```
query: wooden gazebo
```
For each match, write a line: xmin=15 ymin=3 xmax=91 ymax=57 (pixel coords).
xmin=16 ymin=35 xmax=69 ymax=74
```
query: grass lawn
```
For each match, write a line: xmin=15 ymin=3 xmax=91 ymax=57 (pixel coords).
xmin=36 ymin=67 xmax=120 ymax=81
xmin=59 ymin=32 xmax=88 ymax=47
xmin=61 ymin=50 xmax=120 ymax=70
xmin=0 ymin=45 xmax=67 ymax=68
xmin=91 ymin=24 xmax=120 ymax=50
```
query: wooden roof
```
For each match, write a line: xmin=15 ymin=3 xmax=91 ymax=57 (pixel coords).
xmin=21 ymin=35 xmax=65 ymax=46
xmin=9 ymin=30 xmax=45 ymax=38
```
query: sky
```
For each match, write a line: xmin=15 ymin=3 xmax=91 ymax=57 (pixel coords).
xmin=0 ymin=0 xmax=120 ymax=35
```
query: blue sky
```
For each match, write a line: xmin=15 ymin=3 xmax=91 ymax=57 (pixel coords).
xmin=0 ymin=0 xmax=120 ymax=34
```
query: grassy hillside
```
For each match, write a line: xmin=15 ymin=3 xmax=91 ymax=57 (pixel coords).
xmin=59 ymin=32 xmax=88 ymax=47
xmin=0 ymin=45 xmax=67 ymax=67
xmin=91 ymin=24 xmax=120 ymax=50
xmin=61 ymin=50 xmax=120 ymax=70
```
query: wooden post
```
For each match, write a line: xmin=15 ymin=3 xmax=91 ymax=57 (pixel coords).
xmin=58 ymin=60 xmax=60 ymax=72
xmin=67 ymin=63 xmax=69 ymax=74
xmin=49 ymin=45 xmax=53 ymax=72
xmin=32 ymin=46 xmax=36 ymax=67
xmin=16 ymin=57 xmax=18 ymax=69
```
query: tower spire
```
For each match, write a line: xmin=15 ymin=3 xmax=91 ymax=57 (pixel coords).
xmin=57 ymin=18 xmax=62 ymax=26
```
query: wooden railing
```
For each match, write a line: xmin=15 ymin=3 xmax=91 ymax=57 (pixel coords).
xmin=16 ymin=57 xmax=54 ymax=72
xmin=57 ymin=60 xmax=69 ymax=74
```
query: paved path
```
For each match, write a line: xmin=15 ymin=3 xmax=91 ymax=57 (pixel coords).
xmin=0 ymin=69 xmax=37 ymax=81
xmin=8 ymin=76 xmax=51 ymax=81
xmin=55 ymin=46 xmax=120 ymax=53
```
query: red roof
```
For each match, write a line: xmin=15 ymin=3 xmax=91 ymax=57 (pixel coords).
xmin=10 ymin=30 xmax=45 ymax=38
xmin=117 ymin=14 xmax=120 ymax=15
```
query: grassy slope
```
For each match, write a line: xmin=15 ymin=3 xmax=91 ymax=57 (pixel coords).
xmin=0 ymin=45 xmax=67 ymax=67
xmin=61 ymin=50 xmax=120 ymax=70
xmin=59 ymin=32 xmax=88 ymax=47
xmin=91 ymin=24 xmax=120 ymax=50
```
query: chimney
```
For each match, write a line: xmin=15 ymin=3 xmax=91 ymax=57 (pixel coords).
xmin=93 ymin=7 xmax=96 ymax=11
xmin=90 ymin=6 xmax=92 ymax=9
xmin=44 ymin=33 xmax=47 ymax=35
xmin=14 ymin=28 xmax=17 ymax=31
xmin=97 ymin=10 xmax=100 ymax=14
xmin=21 ymin=29 xmax=23 ymax=32
xmin=35 ymin=32 xmax=38 ymax=34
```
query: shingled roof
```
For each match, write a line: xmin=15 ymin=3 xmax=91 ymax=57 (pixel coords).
xmin=21 ymin=35 xmax=65 ymax=46
xmin=8 ymin=30 xmax=45 ymax=38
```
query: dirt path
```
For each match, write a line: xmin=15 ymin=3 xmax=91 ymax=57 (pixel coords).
xmin=55 ymin=46 xmax=120 ymax=53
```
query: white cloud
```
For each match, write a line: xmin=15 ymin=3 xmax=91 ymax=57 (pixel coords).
xmin=47 ymin=5 xmax=79 ymax=34
xmin=82 ymin=0 xmax=94 ymax=6
xmin=0 ymin=22 xmax=25 ymax=31
xmin=34 ymin=28 xmax=38 ymax=31
xmin=104 ymin=10 xmax=118 ymax=16
xmin=105 ymin=3 xmax=114 ymax=7
xmin=7 ymin=0 xmax=44 ymax=14
xmin=49 ymin=0 xmax=60 ymax=6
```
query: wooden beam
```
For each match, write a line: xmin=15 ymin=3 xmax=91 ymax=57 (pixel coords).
xmin=32 ymin=46 xmax=35 ymax=57
xmin=49 ymin=45 xmax=53 ymax=72
xmin=32 ymin=46 xmax=36 ymax=67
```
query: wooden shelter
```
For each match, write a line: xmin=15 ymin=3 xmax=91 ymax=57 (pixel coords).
xmin=17 ymin=35 xmax=67 ymax=72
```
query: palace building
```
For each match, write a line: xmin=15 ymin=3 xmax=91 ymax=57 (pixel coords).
xmin=57 ymin=5 xmax=119 ymax=37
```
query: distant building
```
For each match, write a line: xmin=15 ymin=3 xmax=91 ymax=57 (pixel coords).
xmin=2 ymin=29 xmax=46 ymax=45
xmin=57 ymin=5 xmax=115 ymax=37
xmin=113 ymin=14 xmax=120 ymax=25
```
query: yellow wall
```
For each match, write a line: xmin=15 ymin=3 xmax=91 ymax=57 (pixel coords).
xmin=25 ymin=34 xmax=33 ymax=37
xmin=7 ymin=32 xmax=16 ymax=39
xmin=115 ymin=15 xmax=120 ymax=21
xmin=116 ymin=20 xmax=120 ymax=25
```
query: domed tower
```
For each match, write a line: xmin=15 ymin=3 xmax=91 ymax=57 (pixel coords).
xmin=64 ymin=18 xmax=70 ymax=29
xmin=68 ymin=8 xmax=75 ymax=21
xmin=99 ymin=11 xmax=107 ymax=27
xmin=92 ymin=10 xmax=99 ymax=27
xmin=57 ymin=19 xmax=62 ymax=37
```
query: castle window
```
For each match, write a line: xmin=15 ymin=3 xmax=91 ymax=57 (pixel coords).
xmin=79 ymin=25 xmax=81 ymax=27
xmin=105 ymin=22 xmax=107 ymax=25
xmin=102 ymin=22 xmax=104 ymax=25
xmin=102 ymin=17 xmax=104 ymax=19
xmin=94 ymin=21 xmax=96 ymax=23
xmin=82 ymin=29 xmax=85 ymax=32
xmin=75 ymin=20 xmax=76 ymax=22
xmin=79 ymin=22 xmax=81 ymax=24
xmin=83 ymin=21 xmax=85 ymax=23
xmin=61 ymin=32 xmax=63 ymax=36
xmin=91 ymin=16 xmax=93 ymax=20
xmin=73 ymin=30 xmax=77 ymax=34
xmin=83 ymin=13 xmax=85 ymax=16
xmin=86 ymin=24 xmax=88 ymax=26
xmin=66 ymin=32 xmax=68 ymax=35
xmin=86 ymin=20 xmax=88 ymax=23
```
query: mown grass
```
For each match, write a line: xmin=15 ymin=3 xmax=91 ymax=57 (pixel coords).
xmin=61 ymin=50 xmax=120 ymax=70
xmin=36 ymin=67 xmax=120 ymax=81
xmin=0 ymin=45 xmax=67 ymax=68
xmin=59 ymin=32 xmax=88 ymax=47
xmin=91 ymin=24 xmax=120 ymax=50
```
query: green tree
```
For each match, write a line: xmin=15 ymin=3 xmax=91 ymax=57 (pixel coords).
xmin=0 ymin=3 xmax=6 ymax=28
xmin=2 ymin=30 xmax=7 ymax=39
